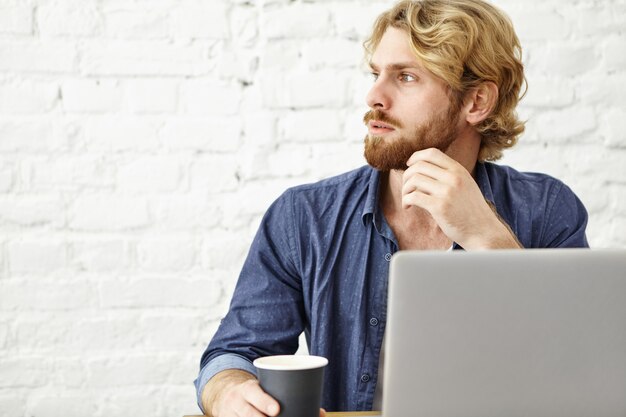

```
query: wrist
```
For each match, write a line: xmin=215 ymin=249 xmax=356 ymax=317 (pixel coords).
xmin=203 ymin=369 xmax=256 ymax=417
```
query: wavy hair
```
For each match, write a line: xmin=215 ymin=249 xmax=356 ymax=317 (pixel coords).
xmin=364 ymin=0 xmax=527 ymax=161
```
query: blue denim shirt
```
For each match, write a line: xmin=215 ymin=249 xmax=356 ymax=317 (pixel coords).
xmin=195 ymin=163 xmax=589 ymax=412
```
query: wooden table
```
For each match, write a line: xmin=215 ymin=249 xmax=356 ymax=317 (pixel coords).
xmin=184 ymin=413 xmax=380 ymax=417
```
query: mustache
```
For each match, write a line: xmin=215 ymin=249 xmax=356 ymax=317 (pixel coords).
xmin=363 ymin=109 xmax=404 ymax=129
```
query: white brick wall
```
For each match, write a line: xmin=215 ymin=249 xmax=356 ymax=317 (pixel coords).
xmin=0 ymin=1 xmax=624 ymax=416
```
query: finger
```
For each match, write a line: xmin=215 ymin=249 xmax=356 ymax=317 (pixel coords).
xmin=402 ymin=188 xmax=435 ymax=210
xmin=403 ymin=159 xmax=451 ymax=184
xmin=320 ymin=408 xmax=327 ymax=417
xmin=234 ymin=401 xmax=270 ymax=417
xmin=402 ymin=173 xmax=441 ymax=197
xmin=407 ymin=147 xmax=455 ymax=169
xmin=241 ymin=381 xmax=280 ymax=417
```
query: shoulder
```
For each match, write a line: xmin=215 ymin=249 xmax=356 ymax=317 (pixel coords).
xmin=482 ymin=162 xmax=588 ymax=248
xmin=481 ymin=162 xmax=572 ymax=205
xmin=287 ymin=165 xmax=373 ymax=194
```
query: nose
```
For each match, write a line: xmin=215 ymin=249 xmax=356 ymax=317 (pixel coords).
xmin=366 ymin=77 xmax=390 ymax=110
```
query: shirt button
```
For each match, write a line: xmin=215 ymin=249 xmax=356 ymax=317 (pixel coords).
xmin=384 ymin=253 xmax=392 ymax=261
xmin=369 ymin=317 xmax=379 ymax=326
xmin=361 ymin=373 xmax=370 ymax=383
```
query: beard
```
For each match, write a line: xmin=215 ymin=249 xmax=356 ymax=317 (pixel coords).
xmin=363 ymin=102 xmax=461 ymax=172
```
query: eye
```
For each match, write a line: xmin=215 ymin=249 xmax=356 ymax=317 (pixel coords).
xmin=370 ymin=72 xmax=379 ymax=81
xmin=400 ymin=73 xmax=417 ymax=82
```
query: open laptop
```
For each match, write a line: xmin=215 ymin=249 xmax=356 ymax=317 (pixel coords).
xmin=382 ymin=249 xmax=626 ymax=417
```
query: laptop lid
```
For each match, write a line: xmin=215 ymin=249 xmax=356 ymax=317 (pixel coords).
xmin=383 ymin=249 xmax=626 ymax=417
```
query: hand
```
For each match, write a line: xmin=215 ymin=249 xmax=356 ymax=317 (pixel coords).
xmin=402 ymin=148 xmax=521 ymax=249
xmin=203 ymin=370 xmax=327 ymax=417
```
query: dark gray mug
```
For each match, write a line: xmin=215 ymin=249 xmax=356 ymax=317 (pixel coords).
xmin=253 ymin=355 xmax=328 ymax=417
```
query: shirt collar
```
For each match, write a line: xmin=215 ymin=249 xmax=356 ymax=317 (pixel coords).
xmin=361 ymin=167 xmax=380 ymax=226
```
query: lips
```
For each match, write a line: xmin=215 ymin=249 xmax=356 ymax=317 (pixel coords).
xmin=368 ymin=120 xmax=395 ymax=134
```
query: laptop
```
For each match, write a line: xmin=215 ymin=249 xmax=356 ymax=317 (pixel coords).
xmin=382 ymin=249 xmax=626 ymax=417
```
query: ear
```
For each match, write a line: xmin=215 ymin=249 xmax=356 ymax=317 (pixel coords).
xmin=463 ymin=81 xmax=498 ymax=125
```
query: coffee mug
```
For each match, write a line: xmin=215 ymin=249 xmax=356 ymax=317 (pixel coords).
xmin=253 ymin=355 xmax=328 ymax=417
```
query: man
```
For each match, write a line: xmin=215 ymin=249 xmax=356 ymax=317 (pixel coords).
xmin=195 ymin=0 xmax=589 ymax=416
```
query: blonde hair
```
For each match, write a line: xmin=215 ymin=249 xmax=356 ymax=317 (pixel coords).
xmin=364 ymin=0 xmax=527 ymax=161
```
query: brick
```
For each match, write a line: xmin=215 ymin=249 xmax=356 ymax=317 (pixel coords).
xmin=201 ymin=229 xmax=250 ymax=270
xmin=280 ymin=109 xmax=343 ymax=143
xmin=0 ymin=357 xmax=51 ymax=388
xmin=62 ymin=79 xmax=122 ymax=113
xmin=16 ymin=314 xmax=142 ymax=352
xmin=80 ymin=40 xmax=208 ymax=76
xmin=509 ymin=8 xmax=570 ymax=42
xmin=162 ymin=385 xmax=202 ymax=417
xmin=532 ymin=42 xmax=598 ymax=77
xmin=103 ymin=4 xmax=170 ymax=39
xmin=0 ymin=322 xmax=8 ymax=348
xmin=171 ymin=1 xmax=229 ymax=39
xmin=0 ymin=40 xmax=77 ymax=73
xmin=216 ymin=47 xmax=258 ymax=83
xmin=231 ymin=4 xmax=258 ymax=46
xmin=0 ymin=279 xmax=96 ymax=311
xmin=238 ymin=147 xmax=273 ymax=180
xmin=0 ymin=79 xmax=58 ymax=113
xmin=577 ymin=73 xmax=626 ymax=107
xmin=160 ymin=117 xmax=237 ymax=152
xmin=136 ymin=236 xmax=196 ymax=271
xmin=0 ymin=5 xmax=32 ymax=34
xmin=302 ymin=39 xmax=362 ymax=69
xmin=604 ymin=36 xmax=626 ymax=72
xmin=37 ymin=0 xmax=100 ymax=37
xmin=564 ymin=3 xmax=621 ymax=37
xmin=0 ymin=195 xmax=65 ymax=227
xmin=124 ymin=78 xmax=178 ymax=114
xmin=0 ymin=117 xmax=58 ymax=152
xmin=332 ymin=2 xmax=390 ymax=39
xmin=15 ymin=311 xmax=135 ymax=352
xmin=189 ymin=154 xmax=239 ymax=194
xmin=522 ymin=76 xmax=575 ymax=108
xmin=261 ymin=4 xmax=331 ymax=39
xmin=242 ymin=112 xmax=276 ymax=146
xmin=0 ymin=164 xmax=13 ymax=191
xmin=343 ymin=108 xmax=369 ymax=142
xmin=260 ymin=69 xmax=351 ymax=109
xmin=26 ymin=393 xmax=97 ymax=417
xmin=117 ymin=156 xmax=181 ymax=193
xmin=139 ymin=313 xmax=201 ymax=348
xmin=534 ymin=107 xmax=597 ymax=143
xmin=69 ymin=195 xmax=150 ymax=230
xmin=27 ymin=155 xmax=115 ymax=190
xmin=602 ymin=108 xmax=626 ymax=149
xmin=150 ymin=194 xmax=222 ymax=231
xmin=70 ymin=239 xmax=130 ymax=272
xmin=267 ymin=144 xmax=311 ymax=177
xmin=258 ymin=40 xmax=300 ymax=71
xmin=0 ymin=395 xmax=24 ymax=417
xmin=7 ymin=239 xmax=67 ymax=273
xmin=179 ymin=79 xmax=242 ymax=115
xmin=85 ymin=116 xmax=160 ymax=151
xmin=311 ymin=142 xmax=365 ymax=178
xmin=99 ymin=275 xmax=221 ymax=308
xmin=96 ymin=388 xmax=161 ymax=417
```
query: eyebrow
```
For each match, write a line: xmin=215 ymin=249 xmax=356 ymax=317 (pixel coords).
xmin=368 ymin=61 xmax=422 ymax=72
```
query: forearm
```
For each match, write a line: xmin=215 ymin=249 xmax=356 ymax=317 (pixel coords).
xmin=201 ymin=369 xmax=257 ymax=417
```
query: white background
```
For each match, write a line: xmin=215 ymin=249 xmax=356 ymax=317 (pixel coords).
xmin=0 ymin=0 xmax=625 ymax=416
